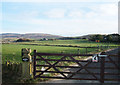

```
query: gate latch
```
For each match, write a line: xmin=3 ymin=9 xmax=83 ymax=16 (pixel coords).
xmin=98 ymin=52 xmax=107 ymax=57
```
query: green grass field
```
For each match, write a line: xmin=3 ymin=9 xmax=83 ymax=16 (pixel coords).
xmin=2 ymin=39 xmax=119 ymax=83
xmin=2 ymin=39 xmax=119 ymax=63
xmin=12 ymin=39 xmax=118 ymax=46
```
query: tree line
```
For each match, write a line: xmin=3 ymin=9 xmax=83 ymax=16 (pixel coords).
xmin=89 ymin=34 xmax=120 ymax=43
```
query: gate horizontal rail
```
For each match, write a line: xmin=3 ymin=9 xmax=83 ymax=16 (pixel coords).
xmin=36 ymin=58 xmax=118 ymax=63
xmin=35 ymin=65 xmax=118 ymax=69
xmin=36 ymin=53 xmax=93 ymax=56
xmin=36 ymin=59 xmax=90 ymax=62
xmin=34 ymin=76 xmax=120 ymax=81
xmin=35 ymin=70 xmax=120 ymax=75
xmin=33 ymin=50 xmax=120 ymax=83
xmin=35 ymin=76 xmax=99 ymax=80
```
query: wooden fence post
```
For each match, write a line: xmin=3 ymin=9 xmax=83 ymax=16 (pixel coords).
xmin=78 ymin=49 xmax=80 ymax=54
xmin=21 ymin=48 xmax=32 ymax=79
xmin=33 ymin=50 xmax=37 ymax=79
xmin=98 ymin=46 xmax=99 ymax=52
xmin=86 ymin=47 xmax=87 ymax=54
xmin=100 ymin=52 xmax=106 ymax=83
xmin=101 ymin=46 xmax=103 ymax=50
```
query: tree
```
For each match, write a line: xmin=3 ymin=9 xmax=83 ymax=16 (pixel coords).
xmin=106 ymin=35 xmax=112 ymax=42
xmin=88 ymin=33 xmax=120 ymax=43
xmin=16 ymin=38 xmax=33 ymax=42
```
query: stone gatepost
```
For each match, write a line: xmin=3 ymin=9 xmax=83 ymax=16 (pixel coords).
xmin=21 ymin=48 xmax=33 ymax=79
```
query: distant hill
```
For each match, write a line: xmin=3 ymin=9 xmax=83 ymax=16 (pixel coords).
xmin=1 ymin=33 xmax=105 ymax=40
xmin=1 ymin=33 xmax=63 ymax=39
xmin=77 ymin=34 xmax=96 ymax=39
xmin=58 ymin=34 xmax=96 ymax=40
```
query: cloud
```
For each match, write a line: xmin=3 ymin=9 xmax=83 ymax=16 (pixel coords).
xmin=3 ymin=16 xmax=118 ymax=36
xmin=5 ymin=16 xmax=117 ymax=35
xmin=89 ymin=3 xmax=118 ymax=17
xmin=99 ymin=4 xmax=118 ymax=16
xmin=44 ymin=9 xmax=66 ymax=18
xmin=68 ymin=10 xmax=84 ymax=18
xmin=18 ymin=11 xmax=40 ymax=19
xmin=86 ymin=12 xmax=97 ymax=18
xmin=2 ymin=2 xmax=118 ymax=36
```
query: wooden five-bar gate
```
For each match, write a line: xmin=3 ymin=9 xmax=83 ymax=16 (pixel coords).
xmin=33 ymin=50 xmax=120 ymax=83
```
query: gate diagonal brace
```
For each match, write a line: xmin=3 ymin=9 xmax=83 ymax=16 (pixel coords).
xmin=68 ymin=61 xmax=91 ymax=78
xmin=68 ymin=56 xmax=98 ymax=80
xmin=107 ymin=55 xmax=119 ymax=70
xmin=37 ymin=55 xmax=68 ymax=78
xmin=99 ymin=52 xmax=119 ymax=69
